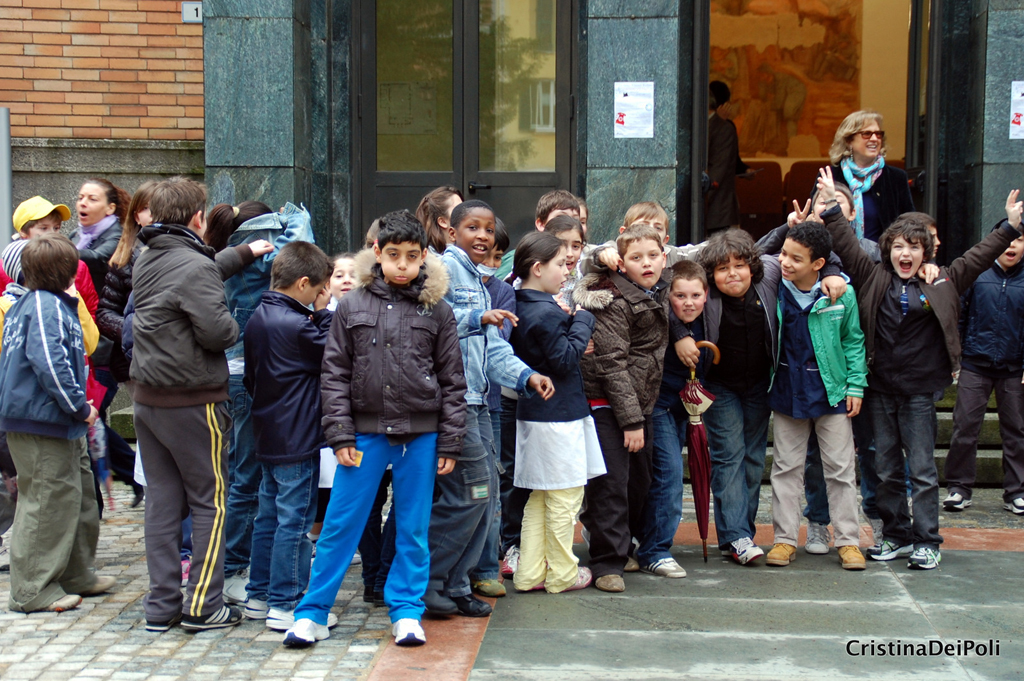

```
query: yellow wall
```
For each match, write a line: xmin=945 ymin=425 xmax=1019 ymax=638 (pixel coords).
xmin=860 ymin=0 xmax=910 ymax=161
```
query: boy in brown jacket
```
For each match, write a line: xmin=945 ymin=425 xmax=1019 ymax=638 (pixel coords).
xmin=573 ymin=224 xmax=669 ymax=593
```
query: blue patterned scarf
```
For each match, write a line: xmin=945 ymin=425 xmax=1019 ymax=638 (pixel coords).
xmin=840 ymin=155 xmax=885 ymax=239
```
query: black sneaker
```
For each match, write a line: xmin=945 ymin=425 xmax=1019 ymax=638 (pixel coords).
xmin=146 ymin=612 xmax=183 ymax=633
xmin=452 ymin=594 xmax=492 ymax=618
xmin=422 ymin=589 xmax=458 ymax=615
xmin=373 ymin=589 xmax=385 ymax=607
xmin=180 ymin=605 xmax=242 ymax=632
xmin=362 ymin=585 xmax=375 ymax=603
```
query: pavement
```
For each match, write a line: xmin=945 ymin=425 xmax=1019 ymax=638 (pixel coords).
xmin=1 ymin=484 xmax=1021 ymax=681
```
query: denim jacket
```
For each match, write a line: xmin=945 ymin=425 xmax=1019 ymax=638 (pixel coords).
xmin=442 ymin=244 xmax=535 ymax=405
xmin=223 ymin=203 xmax=316 ymax=363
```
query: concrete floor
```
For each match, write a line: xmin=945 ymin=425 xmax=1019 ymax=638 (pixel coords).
xmin=470 ymin=487 xmax=1024 ymax=681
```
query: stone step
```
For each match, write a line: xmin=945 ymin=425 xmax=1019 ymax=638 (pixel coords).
xmin=110 ymin=407 xmax=135 ymax=440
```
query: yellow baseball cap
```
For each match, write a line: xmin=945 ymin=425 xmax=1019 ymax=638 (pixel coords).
xmin=12 ymin=196 xmax=72 ymax=233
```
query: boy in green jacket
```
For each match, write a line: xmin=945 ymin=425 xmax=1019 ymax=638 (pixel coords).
xmin=765 ymin=222 xmax=868 ymax=571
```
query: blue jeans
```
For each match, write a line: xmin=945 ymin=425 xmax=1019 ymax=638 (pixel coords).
xmin=223 ymin=374 xmax=262 ymax=575
xmin=470 ymin=408 xmax=503 ymax=582
xmin=499 ymin=395 xmax=528 ymax=555
xmin=638 ymin=408 xmax=686 ymax=566
xmin=247 ymin=458 xmax=320 ymax=611
xmin=295 ymin=432 xmax=438 ymax=624
xmin=870 ymin=392 xmax=942 ymax=549
xmin=429 ymin=405 xmax=495 ymax=598
xmin=703 ymin=379 xmax=771 ymax=546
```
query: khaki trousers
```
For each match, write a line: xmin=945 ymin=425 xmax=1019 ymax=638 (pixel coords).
xmin=7 ymin=432 xmax=99 ymax=612
xmin=771 ymin=412 xmax=860 ymax=547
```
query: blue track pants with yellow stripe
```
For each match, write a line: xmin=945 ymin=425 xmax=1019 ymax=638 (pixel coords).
xmin=135 ymin=402 xmax=231 ymax=621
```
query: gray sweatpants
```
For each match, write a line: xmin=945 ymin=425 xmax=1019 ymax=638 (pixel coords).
xmin=7 ymin=433 xmax=99 ymax=612
xmin=135 ymin=402 xmax=231 ymax=621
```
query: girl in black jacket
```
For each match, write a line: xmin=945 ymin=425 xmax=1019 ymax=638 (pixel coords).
xmin=508 ymin=232 xmax=603 ymax=594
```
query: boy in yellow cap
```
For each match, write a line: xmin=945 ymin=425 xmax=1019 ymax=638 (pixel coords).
xmin=3 ymin=197 xmax=98 ymax=355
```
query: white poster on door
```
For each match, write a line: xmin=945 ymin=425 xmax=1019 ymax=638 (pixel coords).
xmin=614 ymin=81 xmax=654 ymax=139
xmin=1010 ymin=81 xmax=1024 ymax=140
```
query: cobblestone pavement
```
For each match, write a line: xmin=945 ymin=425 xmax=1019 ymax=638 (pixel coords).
xmin=0 ymin=485 xmax=390 ymax=681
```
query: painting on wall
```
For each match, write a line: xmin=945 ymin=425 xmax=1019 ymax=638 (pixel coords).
xmin=710 ymin=0 xmax=862 ymax=159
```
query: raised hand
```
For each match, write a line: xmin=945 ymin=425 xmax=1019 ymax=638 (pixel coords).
xmin=816 ymin=166 xmax=837 ymax=205
xmin=1005 ymin=189 xmax=1022 ymax=229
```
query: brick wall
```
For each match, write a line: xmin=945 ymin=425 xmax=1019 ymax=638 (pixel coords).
xmin=0 ymin=0 xmax=203 ymax=141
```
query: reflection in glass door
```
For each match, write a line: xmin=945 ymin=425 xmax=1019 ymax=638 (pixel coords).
xmin=358 ymin=0 xmax=573 ymax=244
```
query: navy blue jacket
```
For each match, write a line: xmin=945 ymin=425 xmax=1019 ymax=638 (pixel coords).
xmin=244 ymin=291 xmax=333 ymax=464
xmin=509 ymin=289 xmax=595 ymax=422
xmin=959 ymin=260 xmax=1024 ymax=377
xmin=656 ymin=315 xmax=707 ymax=418
xmin=0 ymin=289 xmax=91 ymax=439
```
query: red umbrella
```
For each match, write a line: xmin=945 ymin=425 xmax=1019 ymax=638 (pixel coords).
xmin=680 ymin=341 xmax=720 ymax=563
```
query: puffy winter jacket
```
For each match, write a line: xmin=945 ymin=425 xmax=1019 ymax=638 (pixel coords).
xmin=96 ymin=250 xmax=138 ymax=382
xmin=321 ymin=249 xmax=467 ymax=457
xmin=0 ymin=288 xmax=91 ymax=439
xmin=959 ymin=259 xmax=1024 ymax=375
xmin=244 ymin=291 xmax=333 ymax=464
xmin=130 ymin=224 xmax=254 ymax=407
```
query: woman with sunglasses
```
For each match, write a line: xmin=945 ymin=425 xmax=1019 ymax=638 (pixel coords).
xmin=825 ymin=110 xmax=915 ymax=242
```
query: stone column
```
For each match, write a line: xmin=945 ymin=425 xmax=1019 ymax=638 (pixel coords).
xmin=967 ymin=1 xmax=1024 ymax=243
xmin=581 ymin=1 xmax=682 ymax=246
xmin=203 ymin=1 xmax=313 ymax=220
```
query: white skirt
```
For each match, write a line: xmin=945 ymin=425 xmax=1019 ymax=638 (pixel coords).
xmin=319 ymin=447 xmax=337 ymax=488
xmin=514 ymin=416 xmax=606 ymax=490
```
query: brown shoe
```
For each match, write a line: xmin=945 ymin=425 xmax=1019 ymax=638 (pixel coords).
xmin=766 ymin=543 xmax=797 ymax=567
xmin=45 ymin=594 xmax=82 ymax=612
xmin=594 ymin=574 xmax=625 ymax=592
xmin=623 ymin=557 xmax=640 ymax=572
xmin=81 ymin=575 xmax=117 ymax=596
xmin=838 ymin=545 xmax=866 ymax=570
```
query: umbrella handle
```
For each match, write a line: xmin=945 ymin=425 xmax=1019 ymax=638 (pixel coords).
xmin=696 ymin=341 xmax=721 ymax=365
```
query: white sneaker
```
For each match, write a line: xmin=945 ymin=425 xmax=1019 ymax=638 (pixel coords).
xmin=351 ymin=551 xmax=362 ymax=567
xmin=283 ymin=618 xmax=330 ymax=647
xmin=729 ymin=537 xmax=763 ymax=565
xmin=641 ymin=557 xmax=687 ymax=578
xmin=943 ymin=492 xmax=972 ymax=512
xmin=223 ymin=569 xmax=249 ymax=605
xmin=501 ymin=546 xmax=520 ymax=576
xmin=392 ymin=618 xmax=426 ymax=646
xmin=805 ymin=522 xmax=831 ymax=555
xmin=266 ymin=608 xmax=338 ymax=631
xmin=1005 ymin=498 xmax=1024 ymax=516
xmin=243 ymin=597 xmax=268 ymax=620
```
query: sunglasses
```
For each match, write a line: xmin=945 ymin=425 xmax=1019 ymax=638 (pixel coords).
xmin=852 ymin=130 xmax=885 ymax=140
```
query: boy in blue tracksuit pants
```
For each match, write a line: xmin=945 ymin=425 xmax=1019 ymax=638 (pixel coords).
xmin=426 ymin=199 xmax=553 ymax=618
xmin=241 ymin=242 xmax=334 ymax=630
xmin=285 ymin=211 xmax=467 ymax=648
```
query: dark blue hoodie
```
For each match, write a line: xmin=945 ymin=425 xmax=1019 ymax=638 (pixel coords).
xmin=243 ymin=290 xmax=333 ymax=464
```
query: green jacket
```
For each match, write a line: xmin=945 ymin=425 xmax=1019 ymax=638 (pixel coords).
xmin=775 ymin=285 xmax=868 ymax=407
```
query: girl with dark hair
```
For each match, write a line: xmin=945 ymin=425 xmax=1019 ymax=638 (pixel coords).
xmin=71 ymin=178 xmax=130 ymax=296
xmin=509 ymin=231 xmax=602 ymax=593
xmin=415 ymin=186 xmax=463 ymax=254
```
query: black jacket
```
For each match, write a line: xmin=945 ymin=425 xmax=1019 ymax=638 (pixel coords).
xmin=509 ymin=288 xmax=595 ymax=423
xmin=71 ymin=220 xmax=123 ymax=297
xmin=130 ymin=224 xmax=254 ymax=407
xmin=96 ymin=252 xmax=137 ymax=383
xmin=827 ymin=163 xmax=914 ymax=236
xmin=244 ymin=291 xmax=332 ymax=464
xmin=320 ymin=249 xmax=467 ymax=457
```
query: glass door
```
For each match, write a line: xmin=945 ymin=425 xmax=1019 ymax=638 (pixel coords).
xmin=357 ymin=0 xmax=573 ymax=245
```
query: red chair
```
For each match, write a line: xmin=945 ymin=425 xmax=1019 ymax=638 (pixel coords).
xmin=784 ymin=160 xmax=830 ymax=211
xmin=735 ymin=161 xmax=783 ymax=240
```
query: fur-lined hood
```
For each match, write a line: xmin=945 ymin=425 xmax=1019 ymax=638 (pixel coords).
xmin=352 ymin=246 xmax=449 ymax=308
xmin=572 ymin=273 xmax=617 ymax=312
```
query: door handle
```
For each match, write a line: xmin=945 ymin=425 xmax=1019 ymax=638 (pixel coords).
xmin=468 ymin=181 xmax=491 ymax=192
